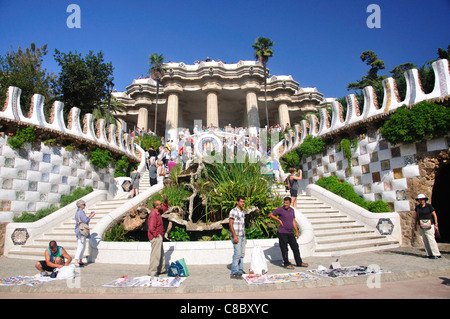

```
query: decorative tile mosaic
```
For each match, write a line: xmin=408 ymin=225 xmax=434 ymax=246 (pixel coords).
xmin=384 ymin=181 xmax=393 ymax=191
xmin=51 ymin=184 xmax=59 ymax=193
xmin=381 ymin=159 xmax=390 ymax=171
xmin=396 ymin=190 xmax=407 ymax=201
xmin=393 ymin=168 xmax=403 ymax=179
xmin=0 ymin=200 xmax=11 ymax=211
xmin=360 ymin=145 xmax=367 ymax=155
xmin=361 ymin=164 xmax=370 ymax=174
xmin=354 ymin=176 xmax=361 ymax=185
xmin=376 ymin=218 xmax=394 ymax=235
xmin=11 ymin=228 xmax=30 ymax=245
xmin=391 ymin=147 xmax=401 ymax=158
xmin=329 ymin=154 xmax=335 ymax=163
xmin=42 ymin=153 xmax=51 ymax=163
xmin=379 ymin=140 xmax=388 ymax=150
xmin=2 ymin=179 xmax=12 ymax=190
xmin=415 ymin=141 xmax=427 ymax=153
xmin=404 ymin=155 xmax=415 ymax=166
xmin=28 ymin=181 xmax=37 ymax=191
xmin=372 ymin=172 xmax=381 ymax=183
xmin=4 ymin=157 xmax=14 ymax=168
xmin=51 ymin=165 xmax=60 ymax=174
xmin=351 ymin=157 xmax=359 ymax=167
xmin=40 ymin=193 xmax=47 ymax=201
xmin=18 ymin=170 xmax=26 ymax=179
xmin=370 ymin=152 xmax=378 ymax=163
xmin=41 ymin=173 xmax=49 ymax=182
xmin=61 ymin=176 xmax=68 ymax=184
xmin=30 ymin=160 xmax=39 ymax=171
xmin=15 ymin=191 xmax=25 ymax=200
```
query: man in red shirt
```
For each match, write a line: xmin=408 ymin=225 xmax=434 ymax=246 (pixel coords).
xmin=148 ymin=194 xmax=169 ymax=276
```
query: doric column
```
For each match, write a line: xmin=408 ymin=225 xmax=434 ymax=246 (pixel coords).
xmin=278 ymin=102 xmax=290 ymax=127
xmin=165 ymin=92 xmax=179 ymax=141
xmin=137 ymin=105 xmax=149 ymax=131
xmin=206 ymin=91 xmax=219 ymax=128
xmin=245 ymin=90 xmax=260 ymax=131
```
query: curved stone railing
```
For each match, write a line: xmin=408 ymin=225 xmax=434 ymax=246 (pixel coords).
xmin=273 ymin=59 xmax=450 ymax=158
xmin=0 ymin=86 xmax=140 ymax=161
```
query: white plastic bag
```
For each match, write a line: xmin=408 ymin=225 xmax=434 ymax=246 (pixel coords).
xmin=55 ymin=264 xmax=76 ymax=280
xmin=250 ymin=245 xmax=268 ymax=275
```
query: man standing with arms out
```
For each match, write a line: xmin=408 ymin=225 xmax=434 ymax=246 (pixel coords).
xmin=229 ymin=196 xmax=247 ymax=279
xmin=148 ymin=194 xmax=169 ymax=276
xmin=269 ymin=197 xmax=308 ymax=269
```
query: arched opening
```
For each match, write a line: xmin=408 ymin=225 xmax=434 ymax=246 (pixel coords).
xmin=431 ymin=162 xmax=450 ymax=243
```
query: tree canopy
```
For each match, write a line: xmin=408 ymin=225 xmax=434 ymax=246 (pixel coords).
xmin=52 ymin=49 xmax=114 ymax=117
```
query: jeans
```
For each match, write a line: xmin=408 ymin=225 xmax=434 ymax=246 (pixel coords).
xmin=231 ymin=235 xmax=245 ymax=275
xmin=278 ymin=232 xmax=303 ymax=266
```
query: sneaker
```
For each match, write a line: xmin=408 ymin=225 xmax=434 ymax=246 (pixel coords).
xmin=40 ymin=271 xmax=49 ymax=277
xmin=230 ymin=273 xmax=242 ymax=280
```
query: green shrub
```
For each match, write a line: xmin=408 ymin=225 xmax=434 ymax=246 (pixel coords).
xmin=298 ymin=135 xmax=326 ymax=159
xmin=89 ymin=148 xmax=113 ymax=169
xmin=148 ymin=184 xmax=191 ymax=211
xmin=13 ymin=186 xmax=93 ymax=222
xmin=380 ymin=102 xmax=450 ymax=145
xmin=114 ymin=155 xmax=133 ymax=177
xmin=8 ymin=126 xmax=36 ymax=149
xmin=340 ymin=138 xmax=352 ymax=173
xmin=60 ymin=186 xmax=93 ymax=207
xmin=170 ymin=226 xmax=190 ymax=242
xmin=316 ymin=176 xmax=390 ymax=213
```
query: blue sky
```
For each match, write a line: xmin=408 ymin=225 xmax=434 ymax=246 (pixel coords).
xmin=1 ymin=0 xmax=449 ymax=99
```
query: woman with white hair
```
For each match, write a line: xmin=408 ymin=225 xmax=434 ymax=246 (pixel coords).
xmin=414 ymin=194 xmax=441 ymax=259
xmin=74 ymin=200 xmax=95 ymax=266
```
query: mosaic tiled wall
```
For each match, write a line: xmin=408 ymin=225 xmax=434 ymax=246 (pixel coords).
xmin=0 ymin=136 xmax=115 ymax=218
xmin=301 ymin=132 xmax=449 ymax=212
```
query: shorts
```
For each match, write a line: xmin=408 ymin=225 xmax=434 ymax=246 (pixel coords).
xmin=289 ymin=189 xmax=298 ymax=197
xmin=38 ymin=261 xmax=56 ymax=272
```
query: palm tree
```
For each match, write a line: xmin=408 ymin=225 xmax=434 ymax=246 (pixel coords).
xmin=252 ymin=37 xmax=274 ymax=128
xmin=148 ymin=53 xmax=166 ymax=134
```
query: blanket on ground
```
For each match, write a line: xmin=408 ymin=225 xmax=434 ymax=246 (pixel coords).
xmin=103 ymin=275 xmax=186 ymax=288
xmin=308 ymin=265 xmax=391 ymax=279
xmin=243 ymin=272 xmax=320 ymax=285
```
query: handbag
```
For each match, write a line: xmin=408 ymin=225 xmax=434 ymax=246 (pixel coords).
xmin=419 ymin=219 xmax=432 ymax=229
xmin=168 ymin=258 xmax=189 ymax=277
xmin=78 ymin=222 xmax=90 ymax=237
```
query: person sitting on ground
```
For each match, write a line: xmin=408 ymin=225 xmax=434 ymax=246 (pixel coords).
xmin=35 ymin=240 xmax=72 ymax=276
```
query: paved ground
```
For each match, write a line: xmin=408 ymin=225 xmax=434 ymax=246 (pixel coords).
xmin=0 ymin=244 xmax=449 ymax=299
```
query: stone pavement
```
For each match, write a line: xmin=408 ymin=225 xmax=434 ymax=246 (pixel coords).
xmin=0 ymin=244 xmax=449 ymax=297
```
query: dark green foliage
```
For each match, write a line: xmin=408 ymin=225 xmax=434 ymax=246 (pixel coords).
xmin=380 ymin=102 xmax=450 ymax=145
xmin=8 ymin=126 xmax=36 ymax=149
xmin=13 ymin=186 xmax=93 ymax=222
xmin=316 ymin=176 xmax=390 ymax=213
xmin=281 ymin=135 xmax=325 ymax=171
xmin=89 ymin=148 xmax=113 ymax=169
xmin=114 ymin=155 xmax=133 ymax=178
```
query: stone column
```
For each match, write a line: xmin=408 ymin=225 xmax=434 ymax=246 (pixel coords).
xmin=165 ymin=92 xmax=179 ymax=142
xmin=278 ymin=102 xmax=290 ymax=127
xmin=206 ymin=91 xmax=219 ymax=128
xmin=137 ymin=105 xmax=149 ymax=131
xmin=245 ymin=90 xmax=260 ymax=132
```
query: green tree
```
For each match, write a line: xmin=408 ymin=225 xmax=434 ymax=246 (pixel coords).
xmin=252 ymin=37 xmax=274 ymax=127
xmin=0 ymin=43 xmax=55 ymax=114
xmin=347 ymin=51 xmax=386 ymax=109
xmin=147 ymin=53 xmax=166 ymax=134
xmin=52 ymin=49 xmax=114 ymax=118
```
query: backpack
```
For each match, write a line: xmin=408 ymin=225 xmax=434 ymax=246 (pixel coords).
xmin=284 ymin=175 xmax=291 ymax=190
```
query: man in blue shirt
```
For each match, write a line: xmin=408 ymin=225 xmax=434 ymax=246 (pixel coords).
xmin=269 ymin=197 xmax=308 ymax=269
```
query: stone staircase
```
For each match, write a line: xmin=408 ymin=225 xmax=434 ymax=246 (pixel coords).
xmin=7 ymin=172 xmax=153 ymax=261
xmin=273 ymin=186 xmax=400 ymax=256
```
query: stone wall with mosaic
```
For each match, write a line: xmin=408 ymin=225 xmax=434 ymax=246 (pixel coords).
xmin=0 ymin=136 xmax=115 ymax=219
xmin=301 ymin=132 xmax=449 ymax=213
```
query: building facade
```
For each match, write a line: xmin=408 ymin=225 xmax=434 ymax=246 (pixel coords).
xmin=113 ymin=60 xmax=324 ymax=140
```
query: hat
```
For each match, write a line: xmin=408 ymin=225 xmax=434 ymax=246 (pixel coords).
xmin=416 ymin=194 xmax=428 ymax=201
